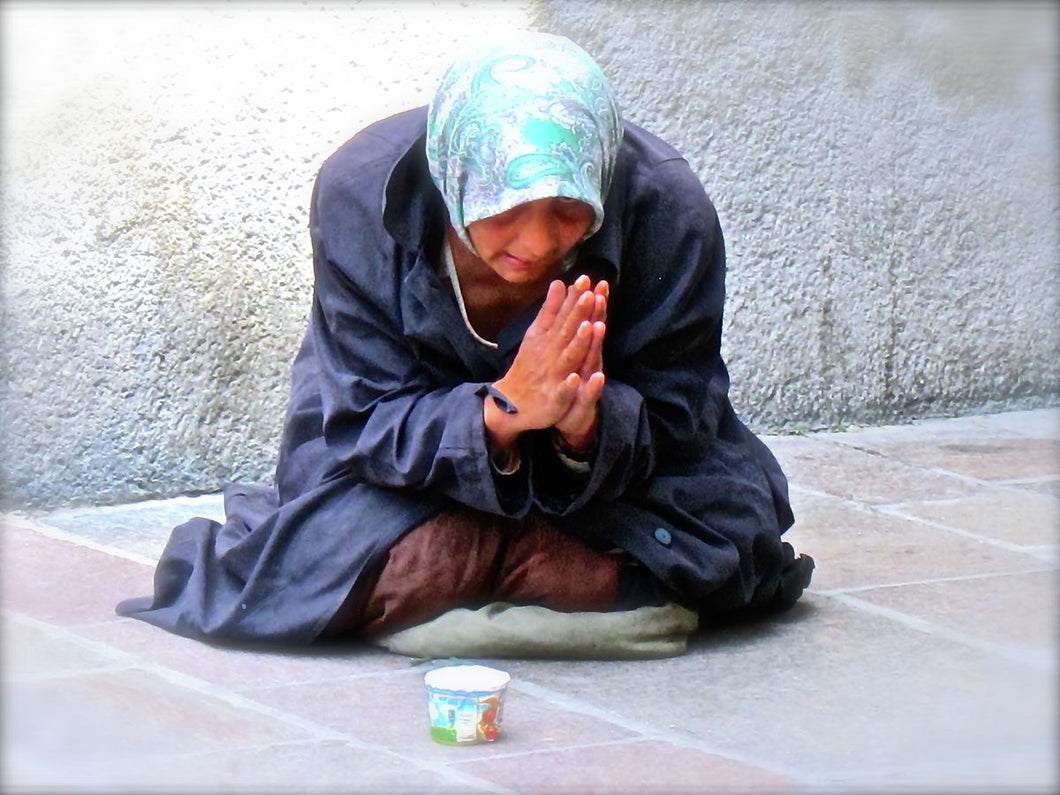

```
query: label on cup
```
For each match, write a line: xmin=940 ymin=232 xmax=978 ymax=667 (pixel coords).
xmin=454 ymin=696 xmax=480 ymax=742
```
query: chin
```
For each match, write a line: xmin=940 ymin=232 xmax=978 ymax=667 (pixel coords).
xmin=491 ymin=262 xmax=548 ymax=284
xmin=500 ymin=270 xmax=544 ymax=285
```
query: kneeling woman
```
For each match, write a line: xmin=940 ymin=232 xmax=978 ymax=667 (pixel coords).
xmin=118 ymin=33 xmax=813 ymax=646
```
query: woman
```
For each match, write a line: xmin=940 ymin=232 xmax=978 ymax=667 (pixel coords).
xmin=118 ymin=33 xmax=813 ymax=647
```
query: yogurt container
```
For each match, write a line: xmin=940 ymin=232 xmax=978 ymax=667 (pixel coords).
xmin=424 ymin=664 xmax=510 ymax=745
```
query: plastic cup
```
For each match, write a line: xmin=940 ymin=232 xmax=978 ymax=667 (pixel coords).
xmin=423 ymin=664 xmax=510 ymax=745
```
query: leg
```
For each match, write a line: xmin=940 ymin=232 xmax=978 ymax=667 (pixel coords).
xmin=322 ymin=508 xmax=671 ymax=641
xmin=323 ymin=508 xmax=507 ymax=638
xmin=492 ymin=512 xmax=622 ymax=612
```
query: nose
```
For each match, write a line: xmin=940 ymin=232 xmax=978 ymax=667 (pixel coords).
xmin=514 ymin=204 xmax=559 ymax=260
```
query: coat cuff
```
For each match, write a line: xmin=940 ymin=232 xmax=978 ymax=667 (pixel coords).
xmin=465 ymin=383 xmax=532 ymax=517
xmin=531 ymin=379 xmax=653 ymax=516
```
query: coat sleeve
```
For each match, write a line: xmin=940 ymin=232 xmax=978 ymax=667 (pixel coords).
xmin=303 ymin=158 xmax=531 ymax=517
xmin=532 ymin=156 xmax=730 ymax=515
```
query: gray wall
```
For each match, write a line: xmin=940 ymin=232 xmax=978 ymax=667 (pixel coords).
xmin=532 ymin=0 xmax=1059 ymax=427
xmin=2 ymin=1 xmax=1057 ymax=510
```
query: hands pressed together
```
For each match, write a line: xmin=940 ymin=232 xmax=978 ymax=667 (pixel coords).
xmin=484 ymin=274 xmax=608 ymax=462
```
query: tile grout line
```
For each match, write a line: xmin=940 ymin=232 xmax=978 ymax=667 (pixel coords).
xmin=790 ymin=478 xmax=1057 ymax=515
xmin=238 ymin=663 xmax=432 ymax=692
xmin=807 ymin=747 xmax=1059 ymax=792
xmin=40 ymin=492 xmax=225 ymax=519
xmin=875 ymin=504 xmax=1057 ymax=556
xmin=875 ymin=491 xmax=1058 ymax=510
xmin=450 ymin=733 xmax=650 ymax=763
xmin=822 ymin=592 xmax=1056 ymax=671
xmin=4 ymin=521 xmax=802 ymax=783
xmin=787 ymin=432 xmax=1060 ymax=498
xmin=6 ymin=737 xmax=364 ymax=791
xmin=5 ymin=601 xmax=805 ymax=786
xmin=1 ymin=514 xmax=158 ymax=566
xmin=995 ymin=474 xmax=1060 ymax=486
xmin=507 ymin=678 xmax=810 ymax=784
xmin=784 ymin=485 xmax=1056 ymax=560
xmin=812 ymin=565 xmax=1060 ymax=595
xmin=0 ymin=611 xmax=516 ymax=795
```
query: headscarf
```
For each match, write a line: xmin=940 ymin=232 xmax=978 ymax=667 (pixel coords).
xmin=426 ymin=32 xmax=624 ymax=255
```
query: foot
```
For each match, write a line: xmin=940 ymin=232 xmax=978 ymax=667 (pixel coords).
xmin=771 ymin=542 xmax=815 ymax=612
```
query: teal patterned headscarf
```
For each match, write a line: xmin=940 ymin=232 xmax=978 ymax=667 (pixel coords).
xmin=426 ymin=32 xmax=623 ymax=254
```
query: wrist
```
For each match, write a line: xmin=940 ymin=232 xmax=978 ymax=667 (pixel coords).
xmin=554 ymin=424 xmax=597 ymax=461
xmin=482 ymin=387 xmax=522 ymax=451
xmin=488 ymin=441 xmax=522 ymax=476
xmin=484 ymin=383 xmax=519 ymax=415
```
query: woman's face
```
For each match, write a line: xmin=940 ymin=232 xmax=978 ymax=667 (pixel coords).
xmin=466 ymin=197 xmax=595 ymax=285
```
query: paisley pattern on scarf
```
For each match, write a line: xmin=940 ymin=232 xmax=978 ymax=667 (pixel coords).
xmin=426 ymin=32 xmax=623 ymax=254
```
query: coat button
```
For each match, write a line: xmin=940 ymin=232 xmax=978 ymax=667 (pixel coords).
xmin=653 ymin=527 xmax=672 ymax=546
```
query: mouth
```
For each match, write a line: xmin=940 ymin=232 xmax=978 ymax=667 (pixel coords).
xmin=501 ymin=252 xmax=537 ymax=270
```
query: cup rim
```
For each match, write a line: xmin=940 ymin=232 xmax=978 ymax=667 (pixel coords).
xmin=424 ymin=664 xmax=511 ymax=693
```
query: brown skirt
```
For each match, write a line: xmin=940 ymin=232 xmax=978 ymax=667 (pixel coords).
xmin=321 ymin=507 xmax=627 ymax=638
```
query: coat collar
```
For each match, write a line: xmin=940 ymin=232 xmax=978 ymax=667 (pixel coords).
xmin=382 ymin=111 xmax=446 ymax=256
xmin=574 ymin=173 xmax=623 ymax=282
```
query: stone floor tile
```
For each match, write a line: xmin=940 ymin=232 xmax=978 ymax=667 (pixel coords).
xmin=3 ymin=668 xmax=314 ymax=781
xmin=8 ymin=739 xmax=470 ymax=793
xmin=1016 ymin=477 xmax=1060 ymax=498
xmin=798 ymin=408 xmax=1055 ymax=448
xmin=40 ymin=494 xmax=225 ymax=562
xmin=0 ymin=521 xmax=154 ymax=626
xmin=783 ymin=414 xmax=991 ymax=448
xmin=451 ymin=737 xmax=798 ymax=794
xmin=75 ymin=618 xmax=410 ymax=692
xmin=502 ymin=601 xmax=1057 ymax=784
xmin=765 ymin=436 xmax=980 ymax=504
xmin=5 ymin=409 xmax=1058 ymax=795
xmin=829 ymin=435 xmax=1060 ymax=482
xmin=779 ymin=491 xmax=1045 ymax=591
xmin=824 ymin=749 xmax=1058 ymax=793
xmin=244 ymin=665 xmax=638 ymax=766
xmin=891 ymin=489 xmax=1060 ymax=547
xmin=1 ymin=615 xmax=121 ymax=680
xmin=972 ymin=408 xmax=1060 ymax=440
xmin=850 ymin=569 xmax=1060 ymax=651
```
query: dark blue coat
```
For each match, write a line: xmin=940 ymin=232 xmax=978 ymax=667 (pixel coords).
xmin=117 ymin=107 xmax=795 ymax=643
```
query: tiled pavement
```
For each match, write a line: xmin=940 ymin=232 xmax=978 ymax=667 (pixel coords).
xmin=2 ymin=408 xmax=1057 ymax=793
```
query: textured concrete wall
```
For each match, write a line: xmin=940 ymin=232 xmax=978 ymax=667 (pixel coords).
xmin=531 ymin=0 xmax=1059 ymax=429
xmin=0 ymin=1 xmax=534 ymax=508
xmin=2 ymin=1 xmax=1057 ymax=509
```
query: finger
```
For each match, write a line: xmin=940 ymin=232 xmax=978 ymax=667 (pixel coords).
xmin=556 ymin=288 xmax=597 ymax=343
xmin=555 ymin=372 xmax=581 ymax=408
xmin=583 ymin=370 xmax=606 ymax=402
xmin=576 ymin=372 xmax=607 ymax=419
xmin=552 ymin=275 xmax=590 ymax=330
xmin=586 ymin=279 xmax=607 ymax=324
xmin=581 ymin=320 xmax=606 ymax=376
xmin=555 ymin=372 xmax=605 ymax=439
xmin=560 ymin=274 xmax=593 ymax=316
xmin=571 ymin=370 xmax=606 ymax=410
xmin=590 ymin=292 xmax=607 ymax=324
xmin=532 ymin=289 xmax=593 ymax=372
xmin=559 ymin=319 xmax=595 ymax=374
xmin=597 ymin=280 xmax=609 ymax=309
xmin=530 ymin=280 xmax=569 ymax=334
